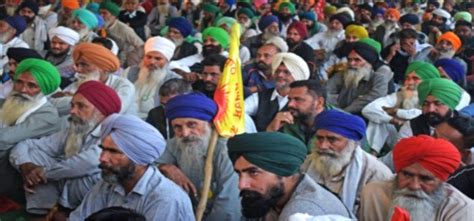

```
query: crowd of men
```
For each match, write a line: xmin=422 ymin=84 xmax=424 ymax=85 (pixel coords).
xmin=0 ymin=0 xmax=474 ymax=220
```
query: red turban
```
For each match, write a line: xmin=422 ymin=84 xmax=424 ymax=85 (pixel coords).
xmin=75 ymin=81 xmax=121 ymax=117
xmin=288 ymin=21 xmax=308 ymax=39
xmin=393 ymin=135 xmax=461 ymax=181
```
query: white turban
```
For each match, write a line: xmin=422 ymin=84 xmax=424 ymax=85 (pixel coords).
xmin=433 ymin=9 xmax=451 ymax=19
xmin=144 ymin=36 xmax=176 ymax=62
xmin=272 ymin=53 xmax=310 ymax=81
xmin=265 ymin=36 xmax=289 ymax=53
xmin=48 ymin=26 xmax=80 ymax=46
xmin=335 ymin=7 xmax=354 ymax=20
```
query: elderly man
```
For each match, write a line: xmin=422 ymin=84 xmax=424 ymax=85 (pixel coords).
xmin=359 ymin=135 xmax=474 ymax=220
xmin=69 ymin=114 xmax=194 ymax=220
xmin=9 ymin=81 xmax=121 ymax=217
xmin=0 ymin=59 xmax=61 ymax=199
xmin=305 ymin=13 xmax=350 ymax=54
xmin=18 ymin=0 xmax=48 ymax=51
xmin=373 ymin=8 xmax=401 ymax=48
xmin=166 ymin=17 xmax=198 ymax=61
xmin=243 ymin=15 xmax=280 ymax=58
xmin=430 ymin=31 xmax=462 ymax=61
xmin=70 ymin=8 xmax=99 ymax=43
xmin=228 ymin=132 xmax=351 ymax=220
xmin=44 ymin=26 xmax=80 ymax=88
xmin=147 ymin=0 xmax=178 ymax=36
xmin=303 ymin=110 xmax=392 ymax=215
xmin=157 ymin=93 xmax=241 ymax=220
xmin=122 ymin=36 xmax=180 ymax=119
xmin=0 ymin=15 xmax=28 ymax=75
xmin=422 ymin=8 xmax=451 ymax=44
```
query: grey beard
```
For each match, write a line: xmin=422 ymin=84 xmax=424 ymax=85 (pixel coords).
xmin=0 ymin=91 xmax=44 ymax=126
xmin=343 ymin=63 xmax=372 ymax=88
xmin=136 ymin=63 xmax=167 ymax=88
xmin=262 ymin=30 xmax=279 ymax=41
xmin=0 ymin=31 xmax=12 ymax=44
xmin=310 ymin=140 xmax=357 ymax=179
xmin=64 ymin=113 xmax=100 ymax=158
xmin=438 ymin=50 xmax=456 ymax=59
xmin=401 ymin=88 xmax=419 ymax=109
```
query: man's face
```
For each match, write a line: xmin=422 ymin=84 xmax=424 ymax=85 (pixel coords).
xmin=345 ymin=33 xmax=359 ymax=43
xmin=159 ymin=93 xmax=176 ymax=106
xmin=202 ymin=36 xmax=222 ymax=55
xmin=273 ymin=64 xmax=295 ymax=90
xmin=99 ymin=9 xmax=114 ymax=23
xmin=50 ymin=36 xmax=71 ymax=55
xmin=0 ymin=21 xmax=14 ymax=43
xmin=400 ymin=37 xmax=416 ymax=53
xmin=431 ymin=15 xmax=444 ymax=26
xmin=455 ymin=25 xmax=472 ymax=43
xmin=167 ymin=27 xmax=183 ymax=43
xmin=200 ymin=65 xmax=221 ymax=92
xmin=301 ymin=18 xmax=314 ymax=30
xmin=404 ymin=72 xmax=422 ymax=91
xmin=434 ymin=122 xmax=470 ymax=163
xmin=143 ymin=51 xmax=168 ymax=71
xmin=265 ymin=22 xmax=280 ymax=36
xmin=397 ymin=163 xmax=443 ymax=195
xmin=237 ymin=14 xmax=250 ymax=26
xmin=70 ymin=93 xmax=100 ymax=124
xmin=360 ymin=9 xmax=372 ymax=23
xmin=329 ymin=19 xmax=343 ymax=31
xmin=286 ymin=28 xmax=302 ymax=45
xmin=287 ymin=86 xmax=321 ymax=121
xmin=422 ymin=95 xmax=452 ymax=126
xmin=71 ymin=18 xmax=88 ymax=32
xmin=99 ymin=135 xmax=137 ymax=184
xmin=234 ymin=156 xmax=285 ymax=218
xmin=436 ymin=40 xmax=454 ymax=52
xmin=75 ymin=57 xmax=101 ymax=75
xmin=314 ymin=129 xmax=349 ymax=155
xmin=124 ymin=0 xmax=139 ymax=11
xmin=171 ymin=118 xmax=210 ymax=146
xmin=8 ymin=59 xmax=18 ymax=76
xmin=347 ymin=50 xmax=367 ymax=69
xmin=19 ymin=7 xmax=36 ymax=22
xmin=256 ymin=45 xmax=278 ymax=72
xmin=13 ymin=72 xmax=42 ymax=97
xmin=385 ymin=13 xmax=398 ymax=23
xmin=401 ymin=22 xmax=416 ymax=30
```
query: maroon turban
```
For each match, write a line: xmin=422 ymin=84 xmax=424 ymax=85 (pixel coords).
xmin=288 ymin=21 xmax=308 ymax=39
xmin=75 ymin=81 xmax=121 ymax=116
xmin=393 ymin=135 xmax=461 ymax=181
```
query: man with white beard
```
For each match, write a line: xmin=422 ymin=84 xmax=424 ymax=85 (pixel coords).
xmin=0 ymin=15 xmax=29 ymax=75
xmin=243 ymin=15 xmax=281 ymax=58
xmin=9 ymin=81 xmax=121 ymax=218
xmin=430 ymin=31 xmax=462 ymax=62
xmin=147 ymin=0 xmax=178 ymax=36
xmin=157 ymin=93 xmax=242 ymax=221
xmin=359 ymin=135 xmax=474 ymax=221
xmin=122 ymin=36 xmax=180 ymax=119
xmin=166 ymin=17 xmax=198 ymax=61
xmin=302 ymin=110 xmax=392 ymax=216
xmin=305 ymin=13 xmax=351 ymax=56
xmin=373 ymin=8 xmax=401 ymax=48
xmin=70 ymin=8 xmax=99 ymax=43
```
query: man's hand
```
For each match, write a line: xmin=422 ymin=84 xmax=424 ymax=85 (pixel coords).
xmin=382 ymin=106 xmax=398 ymax=116
xmin=158 ymin=164 xmax=197 ymax=196
xmin=389 ymin=117 xmax=405 ymax=127
xmin=20 ymin=163 xmax=46 ymax=192
xmin=172 ymin=69 xmax=199 ymax=83
xmin=389 ymin=43 xmax=400 ymax=57
xmin=266 ymin=111 xmax=294 ymax=132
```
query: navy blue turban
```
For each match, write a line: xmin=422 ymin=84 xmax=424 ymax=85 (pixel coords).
xmin=258 ymin=15 xmax=279 ymax=31
xmin=400 ymin=13 xmax=420 ymax=25
xmin=4 ymin=16 xmax=27 ymax=36
xmin=165 ymin=92 xmax=217 ymax=122
xmin=313 ymin=110 xmax=366 ymax=141
xmin=434 ymin=58 xmax=466 ymax=86
xmin=168 ymin=17 xmax=193 ymax=38
xmin=18 ymin=0 xmax=39 ymax=15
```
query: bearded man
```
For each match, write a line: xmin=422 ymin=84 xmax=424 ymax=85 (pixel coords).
xmin=373 ymin=8 xmax=401 ymax=48
xmin=166 ymin=17 xmax=197 ymax=61
xmin=156 ymin=93 xmax=241 ymax=220
xmin=243 ymin=15 xmax=281 ymax=58
xmin=305 ymin=13 xmax=351 ymax=55
xmin=359 ymin=135 xmax=474 ymax=221
xmin=302 ymin=110 xmax=392 ymax=216
xmin=277 ymin=2 xmax=297 ymax=38
xmin=430 ymin=31 xmax=462 ymax=61
xmin=70 ymin=8 xmax=99 ymax=43
xmin=17 ymin=0 xmax=48 ymax=51
xmin=9 ymin=81 xmax=121 ymax=217
xmin=147 ymin=0 xmax=178 ymax=36
xmin=0 ymin=16 xmax=29 ymax=75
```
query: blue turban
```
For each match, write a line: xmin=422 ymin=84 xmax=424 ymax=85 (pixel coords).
xmin=299 ymin=11 xmax=316 ymax=22
xmin=168 ymin=17 xmax=193 ymax=38
xmin=372 ymin=7 xmax=385 ymax=16
xmin=434 ymin=58 xmax=466 ymax=86
xmin=258 ymin=15 xmax=279 ymax=31
xmin=313 ymin=110 xmax=366 ymax=141
xmin=400 ymin=13 xmax=420 ymax=25
xmin=4 ymin=16 xmax=27 ymax=36
xmin=165 ymin=92 xmax=217 ymax=122
xmin=100 ymin=114 xmax=166 ymax=165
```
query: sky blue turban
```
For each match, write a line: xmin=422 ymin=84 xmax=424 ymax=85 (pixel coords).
xmin=100 ymin=114 xmax=166 ymax=165
xmin=313 ymin=110 xmax=366 ymax=141
xmin=165 ymin=92 xmax=217 ymax=122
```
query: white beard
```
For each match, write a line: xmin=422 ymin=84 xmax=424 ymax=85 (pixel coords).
xmin=0 ymin=31 xmax=12 ymax=44
xmin=0 ymin=91 xmax=44 ymax=126
xmin=75 ymin=70 xmax=101 ymax=86
xmin=135 ymin=63 xmax=167 ymax=89
xmin=310 ymin=141 xmax=357 ymax=179
xmin=76 ymin=28 xmax=90 ymax=40
xmin=401 ymin=87 xmax=419 ymax=109
xmin=262 ymin=29 xmax=279 ymax=41
xmin=343 ymin=63 xmax=372 ymax=88
xmin=175 ymin=125 xmax=212 ymax=180
xmin=438 ymin=49 xmax=456 ymax=59
xmin=326 ymin=29 xmax=343 ymax=38
xmin=64 ymin=113 xmax=100 ymax=158
xmin=158 ymin=4 xmax=169 ymax=15
xmin=170 ymin=37 xmax=184 ymax=47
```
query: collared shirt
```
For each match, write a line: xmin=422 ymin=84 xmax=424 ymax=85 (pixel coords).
xmin=244 ymin=89 xmax=288 ymax=116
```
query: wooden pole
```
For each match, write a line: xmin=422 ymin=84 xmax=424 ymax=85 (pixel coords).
xmin=195 ymin=129 xmax=219 ymax=221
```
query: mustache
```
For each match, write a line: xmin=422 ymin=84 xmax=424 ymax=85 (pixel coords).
xmin=10 ymin=92 xmax=35 ymax=101
xmin=394 ymin=188 xmax=431 ymax=200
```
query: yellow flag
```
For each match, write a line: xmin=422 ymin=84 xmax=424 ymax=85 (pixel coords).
xmin=213 ymin=23 xmax=245 ymax=138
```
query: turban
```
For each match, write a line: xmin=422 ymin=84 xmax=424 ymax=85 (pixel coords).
xmin=238 ymin=7 xmax=255 ymax=19
xmin=86 ymin=2 xmax=100 ymax=14
xmin=428 ymin=0 xmax=440 ymax=8
xmin=437 ymin=31 xmax=462 ymax=52
xmin=254 ymin=0 xmax=267 ymax=9
xmin=345 ymin=25 xmax=368 ymax=40
xmin=144 ymin=36 xmax=176 ymax=62
xmin=72 ymin=8 xmax=99 ymax=29
xmin=73 ymin=43 xmax=120 ymax=73
xmin=373 ymin=7 xmax=385 ymax=17
xmin=228 ymin=132 xmax=307 ymax=176
xmin=399 ymin=13 xmax=420 ymax=25
xmin=165 ymin=92 xmax=217 ymax=122
xmin=62 ymin=0 xmax=80 ymax=10
xmin=279 ymin=2 xmax=296 ymax=15
xmin=75 ymin=81 xmax=121 ymax=116
xmin=272 ymin=52 xmax=310 ymax=81
xmin=202 ymin=3 xmax=220 ymax=14
xmin=405 ymin=61 xmax=440 ymax=80
xmin=3 ymin=16 xmax=27 ymax=36
xmin=434 ymin=59 xmax=465 ymax=85
xmin=330 ymin=13 xmax=352 ymax=28
xmin=358 ymin=3 xmax=373 ymax=13
xmin=18 ymin=1 xmax=39 ymax=15
xmin=346 ymin=41 xmax=379 ymax=64
xmin=168 ymin=17 xmax=193 ymax=38
xmin=49 ymin=26 xmax=80 ymax=46
xmin=7 ymin=47 xmax=42 ymax=62
xmin=216 ymin=16 xmax=237 ymax=30
xmin=393 ymin=135 xmax=461 ymax=181
xmin=314 ymin=110 xmax=366 ymax=141
xmin=202 ymin=27 xmax=230 ymax=49
xmin=258 ymin=15 xmax=279 ymax=32
xmin=299 ymin=11 xmax=316 ymax=22
xmin=14 ymin=59 xmax=60 ymax=95
xmin=385 ymin=8 xmax=400 ymax=20
xmin=335 ymin=7 xmax=354 ymax=21
xmin=265 ymin=36 xmax=288 ymax=53
xmin=422 ymin=12 xmax=433 ymax=22
xmin=358 ymin=38 xmax=382 ymax=54
xmin=454 ymin=11 xmax=472 ymax=23
xmin=288 ymin=21 xmax=308 ymax=39
xmin=99 ymin=0 xmax=120 ymax=17
xmin=100 ymin=114 xmax=166 ymax=165
xmin=418 ymin=78 xmax=462 ymax=110
xmin=324 ymin=6 xmax=337 ymax=16
xmin=432 ymin=8 xmax=451 ymax=20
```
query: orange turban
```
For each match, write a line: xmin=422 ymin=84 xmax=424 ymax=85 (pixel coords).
xmin=438 ymin=31 xmax=462 ymax=51
xmin=393 ymin=135 xmax=461 ymax=181
xmin=62 ymin=0 xmax=80 ymax=10
xmin=72 ymin=43 xmax=120 ymax=73
xmin=385 ymin=8 xmax=401 ymax=20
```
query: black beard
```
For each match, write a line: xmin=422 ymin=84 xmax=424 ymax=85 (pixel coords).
xmin=286 ymin=39 xmax=298 ymax=48
xmin=24 ymin=15 xmax=35 ymax=23
xmin=425 ymin=110 xmax=452 ymax=127
xmin=202 ymin=45 xmax=222 ymax=57
xmin=279 ymin=14 xmax=292 ymax=23
xmin=99 ymin=161 xmax=136 ymax=183
xmin=240 ymin=183 xmax=284 ymax=218
xmin=288 ymin=107 xmax=311 ymax=123
xmin=256 ymin=61 xmax=270 ymax=72
xmin=50 ymin=49 xmax=69 ymax=57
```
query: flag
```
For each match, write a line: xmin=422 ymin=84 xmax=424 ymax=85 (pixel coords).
xmin=213 ymin=23 xmax=245 ymax=137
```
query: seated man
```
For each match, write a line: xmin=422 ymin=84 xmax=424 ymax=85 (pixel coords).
xmin=228 ymin=132 xmax=351 ymax=220
xmin=69 ymin=114 xmax=194 ymax=220
xmin=192 ymin=54 xmax=227 ymax=98
xmin=303 ymin=110 xmax=392 ymax=215
xmin=435 ymin=115 xmax=474 ymax=165
xmin=9 ymin=81 xmax=121 ymax=216
xmin=157 ymin=93 xmax=241 ymax=221
xmin=359 ymin=135 xmax=474 ymax=220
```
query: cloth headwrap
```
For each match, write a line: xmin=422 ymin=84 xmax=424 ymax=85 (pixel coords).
xmin=385 ymin=8 xmax=400 ymax=20
xmin=62 ymin=0 xmax=80 ymax=10
xmin=330 ymin=13 xmax=352 ymax=28
xmin=73 ymin=43 xmax=120 ymax=73
xmin=405 ymin=61 xmax=440 ymax=80
xmin=417 ymin=78 xmax=462 ymax=110
xmin=399 ymin=13 xmax=420 ymax=25
xmin=345 ymin=25 xmax=368 ymax=40
xmin=72 ymin=8 xmax=99 ymax=29
xmin=216 ymin=16 xmax=237 ymax=30
xmin=202 ymin=3 xmax=220 ymax=13
xmin=272 ymin=52 xmax=310 ymax=81
xmin=75 ymin=81 xmax=121 ymax=116
xmin=144 ymin=36 xmax=176 ymax=62
xmin=428 ymin=0 xmax=440 ymax=8
xmin=393 ymin=135 xmax=461 ymax=181
xmin=238 ymin=7 xmax=255 ymax=18
xmin=335 ymin=7 xmax=354 ymax=21
xmin=100 ymin=114 xmax=166 ymax=165
xmin=14 ymin=58 xmax=60 ymax=95
xmin=358 ymin=38 xmax=382 ymax=54
xmin=454 ymin=11 xmax=472 ymax=23
xmin=4 ymin=16 xmax=27 ymax=36
xmin=49 ymin=26 xmax=80 ymax=46
xmin=288 ymin=21 xmax=308 ymax=39
xmin=99 ymin=0 xmax=120 ymax=16
xmin=258 ymin=15 xmax=279 ymax=32
xmin=432 ymin=8 xmax=451 ymax=19
xmin=345 ymin=41 xmax=379 ymax=65
xmin=7 ymin=47 xmax=42 ymax=62
xmin=279 ymin=2 xmax=296 ymax=15
xmin=165 ymin=92 xmax=217 ymax=122
xmin=358 ymin=3 xmax=372 ymax=13
xmin=372 ymin=7 xmax=385 ymax=17
xmin=86 ymin=2 xmax=100 ymax=14
xmin=228 ymin=132 xmax=307 ymax=176
xmin=437 ymin=31 xmax=462 ymax=52
xmin=313 ymin=110 xmax=366 ymax=141
xmin=434 ymin=58 xmax=465 ymax=85
xmin=265 ymin=36 xmax=288 ymax=53
xmin=18 ymin=0 xmax=39 ymax=15
xmin=324 ymin=6 xmax=337 ymax=16
xmin=202 ymin=27 xmax=230 ymax=49
xmin=168 ymin=17 xmax=193 ymax=37
xmin=299 ymin=11 xmax=316 ymax=22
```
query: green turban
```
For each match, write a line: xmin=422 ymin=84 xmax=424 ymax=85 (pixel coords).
xmin=202 ymin=3 xmax=220 ymax=14
xmin=202 ymin=27 xmax=230 ymax=49
xmin=279 ymin=2 xmax=296 ymax=15
xmin=216 ymin=16 xmax=237 ymax=29
xmin=14 ymin=58 xmax=61 ymax=95
xmin=405 ymin=61 xmax=441 ymax=80
xmin=454 ymin=11 xmax=472 ymax=23
xmin=228 ymin=132 xmax=307 ymax=177
xmin=359 ymin=38 xmax=381 ymax=54
xmin=238 ymin=7 xmax=255 ymax=19
xmin=418 ymin=78 xmax=462 ymax=110
xmin=99 ymin=0 xmax=120 ymax=16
